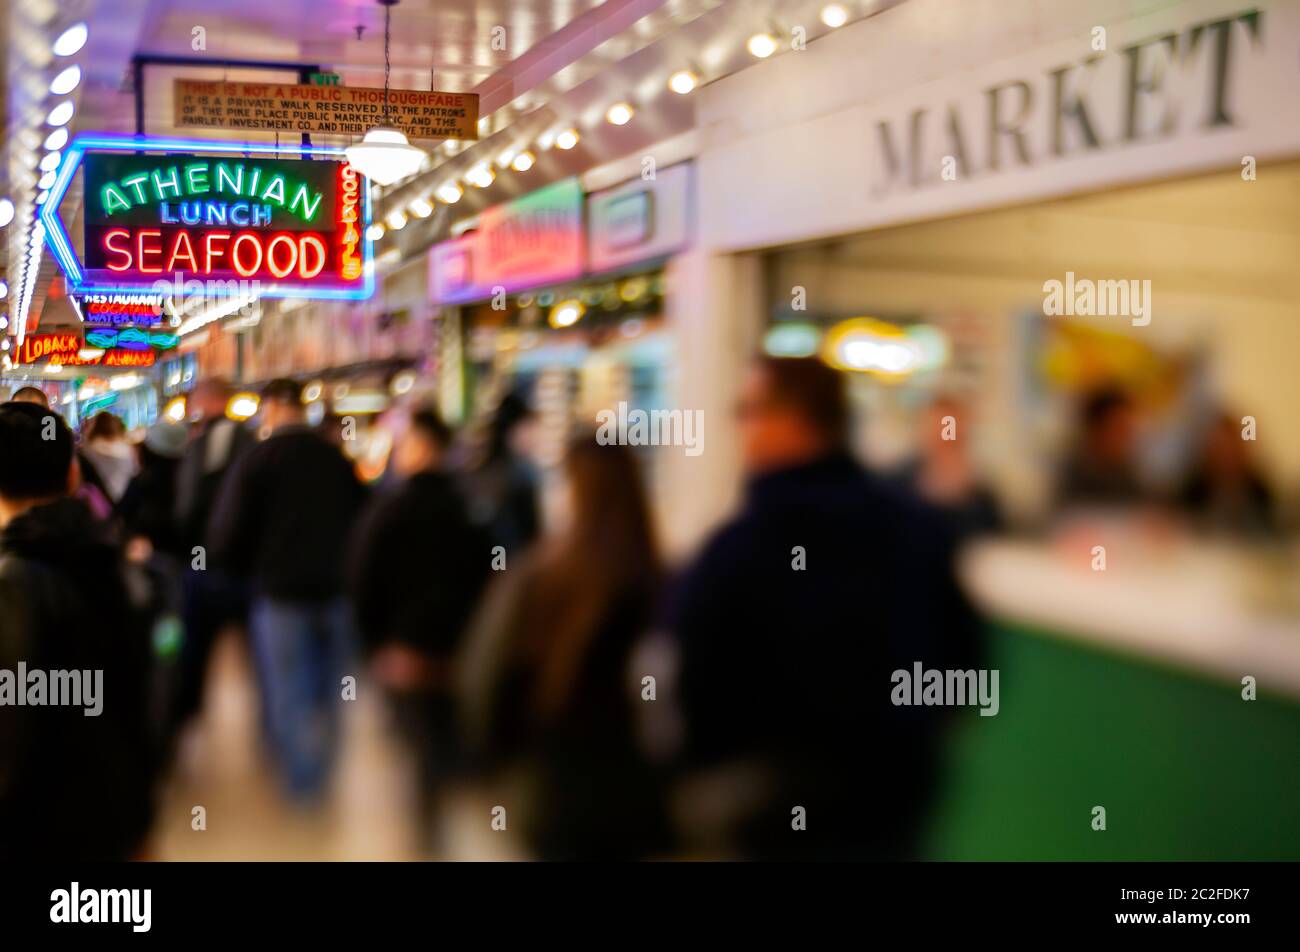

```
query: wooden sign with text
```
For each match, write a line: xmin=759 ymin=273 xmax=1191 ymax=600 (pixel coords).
xmin=173 ymin=79 xmax=479 ymax=140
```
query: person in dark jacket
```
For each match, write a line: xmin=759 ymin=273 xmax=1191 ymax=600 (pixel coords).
xmin=117 ymin=421 xmax=188 ymax=561
xmin=351 ymin=409 xmax=491 ymax=839
xmin=11 ymin=388 xmax=116 ymax=522
xmin=664 ymin=357 xmax=980 ymax=860
xmin=0 ymin=401 xmax=155 ymax=860
xmin=171 ymin=377 xmax=255 ymax=729
xmin=459 ymin=436 xmax=669 ymax=860
xmin=208 ymin=378 xmax=366 ymax=800
xmin=461 ymin=392 xmax=541 ymax=551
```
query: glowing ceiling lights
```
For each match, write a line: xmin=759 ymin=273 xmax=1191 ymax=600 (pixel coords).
xmin=821 ymin=4 xmax=850 ymax=28
xmin=555 ymin=129 xmax=580 ymax=150
xmin=747 ymin=33 xmax=778 ymax=58
xmin=46 ymin=101 xmax=75 ymax=126
xmin=605 ymin=102 xmax=634 ymax=125
xmin=49 ymin=65 xmax=82 ymax=95
xmin=511 ymin=150 xmax=535 ymax=172
xmin=466 ymin=164 xmax=496 ymax=188
xmin=52 ymin=23 xmax=89 ymax=57
xmin=669 ymin=70 xmax=698 ymax=94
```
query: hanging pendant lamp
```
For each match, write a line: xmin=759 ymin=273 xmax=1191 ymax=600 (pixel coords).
xmin=345 ymin=0 xmax=426 ymax=186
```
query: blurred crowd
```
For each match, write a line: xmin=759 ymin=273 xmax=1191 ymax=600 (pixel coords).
xmin=0 ymin=356 xmax=1285 ymax=861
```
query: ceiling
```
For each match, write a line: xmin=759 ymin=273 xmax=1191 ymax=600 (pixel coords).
xmin=4 ymin=0 xmax=902 ymax=353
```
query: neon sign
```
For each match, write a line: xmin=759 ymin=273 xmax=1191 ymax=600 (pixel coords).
xmin=83 ymin=328 xmax=178 ymax=351
xmin=15 ymin=332 xmax=159 ymax=367
xmin=40 ymin=135 xmax=375 ymax=301
xmin=79 ymin=292 xmax=166 ymax=328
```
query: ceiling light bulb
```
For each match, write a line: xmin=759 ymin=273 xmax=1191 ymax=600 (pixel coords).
xmin=43 ymin=128 xmax=69 ymax=151
xmin=605 ymin=102 xmax=634 ymax=126
xmin=38 ymin=171 xmax=58 ymax=190
xmin=669 ymin=70 xmax=698 ymax=95
xmin=435 ymin=182 xmax=463 ymax=204
xmin=365 ymin=223 xmax=385 ymax=242
xmin=511 ymin=151 xmax=535 ymax=172
xmin=466 ymin=165 xmax=495 ymax=188
xmin=409 ymin=197 xmax=434 ymax=218
xmin=555 ymin=129 xmax=580 ymax=150
xmin=52 ymin=23 xmax=88 ymax=57
xmin=344 ymin=126 xmax=426 ymax=187
xmin=386 ymin=209 xmax=407 ymax=230
xmin=49 ymin=65 xmax=81 ymax=95
xmin=747 ymin=33 xmax=778 ymax=58
xmin=0 ymin=199 xmax=13 ymax=228
xmin=821 ymin=4 xmax=849 ymax=28
xmin=46 ymin=101 xmax=75 ymax=126
xmin=40 ymin=152 xmax=62 ymax=172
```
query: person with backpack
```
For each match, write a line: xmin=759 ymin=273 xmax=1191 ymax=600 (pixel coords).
xmin=0 ymin=401 xmax=157 ymax=859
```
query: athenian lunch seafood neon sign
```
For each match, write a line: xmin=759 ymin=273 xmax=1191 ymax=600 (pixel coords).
xmin=40 ymin=135 xmax=375 ymax=301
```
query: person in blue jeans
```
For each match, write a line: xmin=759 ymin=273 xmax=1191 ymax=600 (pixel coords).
xmin=208 ymin=378 xmax=367 ymax=801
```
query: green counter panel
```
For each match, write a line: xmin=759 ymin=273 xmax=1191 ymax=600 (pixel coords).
xmin=923 ymin=623 xmax=1300 ymax=860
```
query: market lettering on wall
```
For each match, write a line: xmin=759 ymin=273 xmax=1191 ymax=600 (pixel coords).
xmin=173 ymin=79 xmax=479 ymax=140
xmin=78 ymin=150 xmax=371 ymax=297
xmin=872 ymin=9 xmax=1262 ymax=196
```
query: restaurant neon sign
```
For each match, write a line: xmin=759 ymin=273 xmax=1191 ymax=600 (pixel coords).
xmin=40 ymin=134 xmax=375 ymax=302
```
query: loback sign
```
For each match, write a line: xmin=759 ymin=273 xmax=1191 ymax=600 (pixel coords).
xmin=14 ymin=332 xmax=158 ymax=368
xmin=40 ymin=135 xmax=375 ymax=302
xmin=174 ymin=79 xmax=479 ymax=141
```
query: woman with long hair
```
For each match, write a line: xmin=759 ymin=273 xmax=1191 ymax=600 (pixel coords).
xmin=459 ymin=434 xmax=667 ymax=860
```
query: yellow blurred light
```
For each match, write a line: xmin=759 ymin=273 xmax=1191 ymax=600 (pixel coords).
xmin=549 ymin=299 xmax=586 ymax=329
xmin=409 ymin=197 xmax=434 ymax=218
xmin=821 ymin=4 xmax=849 ymax=28
xmin=747 ymin=33 xmax=778 ymax=58
xmin=606 ymin=103 xmax=635 ymax=126
xmin=436 ymin=182 xmax=464 ymax=203
xmin=227 ymin=393 xmax=260 ymax=420
xmin=511 ymin=150 xmax=535 ymax=172
xmin=822 ymin=317 xmax=921 ymax=379
xmin=164 ymin=396 xmax=187 ymax=423
xmin=668 ymin=70 xmax=698 ymax=95
xmin=466 ymin=165 xmax=495 ymax=188
xmin=555 ymin=128 xmax=580 ymax=150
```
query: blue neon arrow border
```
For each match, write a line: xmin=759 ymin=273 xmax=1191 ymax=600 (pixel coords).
xmin=40 ymin=134 xmax=376 ymax=302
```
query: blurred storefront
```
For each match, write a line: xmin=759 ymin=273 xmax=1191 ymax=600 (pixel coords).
xmin=429 ymin=166 xmax=694 ymax=489
xmin=668 ymin=0 xmax=1300 ymax=859
xmin=675 ymin=0 xmax=1300 ymax=541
